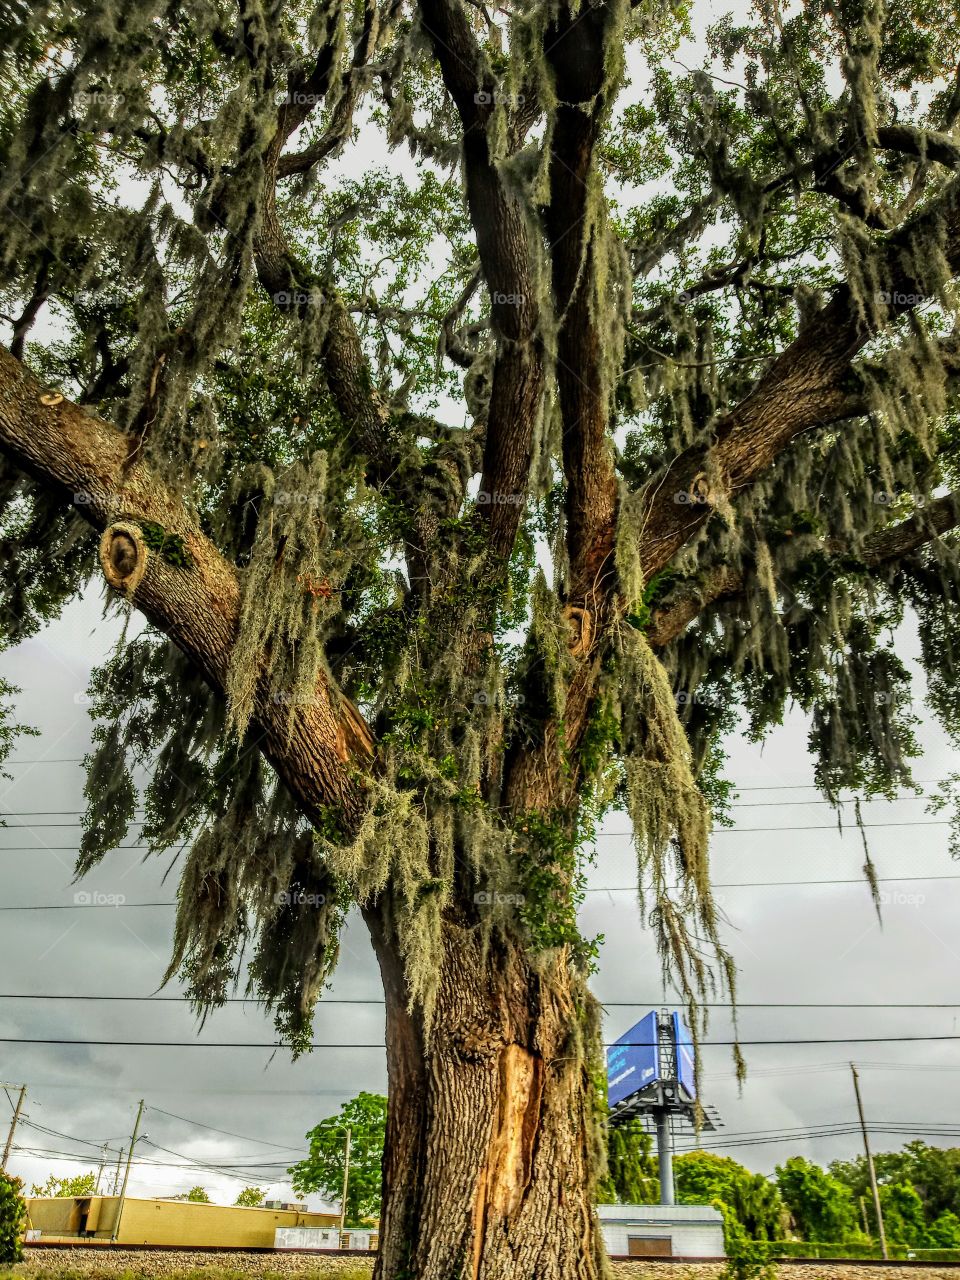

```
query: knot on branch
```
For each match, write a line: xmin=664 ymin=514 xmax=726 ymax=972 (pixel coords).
xmin=562 ymin=605 xmax=594 ymax=657
xmin=99 ymin=521 xmax=149 ymax=594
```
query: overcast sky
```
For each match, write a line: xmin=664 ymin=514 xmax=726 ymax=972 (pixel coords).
xmin=0 ymin=587 xmax=958 ymax=1209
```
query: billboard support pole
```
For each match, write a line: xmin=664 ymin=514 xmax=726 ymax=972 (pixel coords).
xmin=655 ymin=1110 xmax=674 ymax=1206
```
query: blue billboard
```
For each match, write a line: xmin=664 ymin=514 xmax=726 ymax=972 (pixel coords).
xmin=606 ymin=1011 xmax=659 ymax=1106
xmin=673 ymin=1012 xmax=696 ymax=1100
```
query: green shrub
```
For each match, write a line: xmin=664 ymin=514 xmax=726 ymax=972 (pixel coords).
xmin=0 ymin=1170 xmax=26 ymax=1264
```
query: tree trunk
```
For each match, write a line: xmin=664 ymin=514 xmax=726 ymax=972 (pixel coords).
xmin=365 ymin=907 xmax=609 ymax=1280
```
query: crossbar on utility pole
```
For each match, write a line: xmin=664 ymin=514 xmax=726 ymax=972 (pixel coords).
xmin=1 ymin=1085 xmax=26 ymax=1172
xmin=851 ymin=1063 xmax=887 ymax=1260
xmin=112 ymin=1099 xmax=144 ymax=1242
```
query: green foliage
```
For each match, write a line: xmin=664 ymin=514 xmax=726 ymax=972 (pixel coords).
xmin=597 ymin=1119 xmax=658 ymax=1204
xmin=173 ymin=1186 xmax=211 ymax=1203
xmin=233 ymin=1187 xmax=265 ymax=1208
xmin=30 ymin=1172 xmax=96 ymax=1198
xmin=775 ymin=1156 xmax=859 ymax=1242
xmin=0 ymin=1172 xmax=25 ymax=1265
xmin=289 ymin=1093 xmax=386 ymax=1225
xmin=674 ymin=1152 xmax=785 ymax=1251
xmin=138 ymin=521 xmax=193 ymax=570
xmin=720 ymin=1238 xmax=776 ymax=1280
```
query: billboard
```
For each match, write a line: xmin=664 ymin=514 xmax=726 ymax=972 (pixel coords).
xmin=673 ymin=1012 xmax=696 ymax=1100
xmin=606 ymin=1011 xmax=659 ymax=1106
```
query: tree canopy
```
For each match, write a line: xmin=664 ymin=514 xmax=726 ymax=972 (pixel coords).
xmin=29 ymin=1172 xmax=97 ymax=1198
xmin=290 ymin=1092 xmax=387 ymax=1223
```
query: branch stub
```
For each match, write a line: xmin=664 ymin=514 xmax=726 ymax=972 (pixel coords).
xmin=99 ymin=521 xmax=149 ymax=594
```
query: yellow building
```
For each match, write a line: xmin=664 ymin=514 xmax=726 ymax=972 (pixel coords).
xmin=25 ymin=1195 xmax=340 ymax=1248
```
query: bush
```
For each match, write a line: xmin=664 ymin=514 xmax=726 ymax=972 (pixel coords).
xmin=0 ymin=1170 xmax=26 ymax=1264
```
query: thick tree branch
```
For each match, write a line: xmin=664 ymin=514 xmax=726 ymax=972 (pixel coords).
xmin=634 ymin=175 xmax=960 ymax=583
xmin=647 ymin=492 xmax=960 ymax=647
xmin=418 ymin=0 xmax=544 ymax=561
xmin=544 ymin=0 xmax=623 ymax=606
xmin=0 ymin=346 xmax=372 ymax=828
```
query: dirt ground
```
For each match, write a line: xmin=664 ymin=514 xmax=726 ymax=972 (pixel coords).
xmin=5 ymin=1248 xmax=960 ymax=1280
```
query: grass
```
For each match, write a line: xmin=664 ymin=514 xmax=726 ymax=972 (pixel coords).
xmin=2 ymin=1268 xmax=374 ymax=1280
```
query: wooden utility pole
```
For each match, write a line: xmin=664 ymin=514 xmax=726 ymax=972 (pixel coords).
xmin=338 ymin=1127 xmax=352 ymax=1238
xmin=112 ymin=1100 xmax=144 ymax=1240
xmin=851 ymin=1063 xmax=887 ymax=1260
xmin=1 ymin=1085 xmax=26 ymax=1172
xmin=95 ymin=1143 xmax=109 ymax=1194
xmin=112 ymin=1148 xmax=124 ymax=1195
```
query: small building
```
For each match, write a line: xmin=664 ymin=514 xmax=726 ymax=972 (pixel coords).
xmin=598 ymin=1203 xmax=725 ymax=1258
xmin=275 ymin=1225 xmax=379 ymax=1251
xmin=25 ymin=1195 xmax=339 ymax=1249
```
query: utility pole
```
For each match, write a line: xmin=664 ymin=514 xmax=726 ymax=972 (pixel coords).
xmin=112 ymin=1098 xmax=145 ymax=1243
xmin=1 ymin=1085 xmax=26 ymax=1172
xmin=112 ymin=1149 xmax=124 ymax=1195
xmin=338 ymin=1127 xmax=352 ymax=1239
xmin=851 ymin=1063 xmax=887 ymax=1260
xmin=95 ymin=1144 xmax=109 ymax=1194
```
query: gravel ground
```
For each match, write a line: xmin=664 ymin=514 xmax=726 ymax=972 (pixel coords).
xmin=4 ymin=1249 xmax=960 ymax=1280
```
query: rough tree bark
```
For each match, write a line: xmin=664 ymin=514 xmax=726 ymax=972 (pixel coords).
xmin=367 ymin=908 xmax=605 ymax=1280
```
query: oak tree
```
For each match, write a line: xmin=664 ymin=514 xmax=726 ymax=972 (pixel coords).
xmin=2 ymin=0 xmax=960 ymax=1275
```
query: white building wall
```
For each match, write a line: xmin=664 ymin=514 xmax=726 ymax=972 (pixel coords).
xmin=597 ymin=1204 xmax=725 ymax=1257
xmin=274 ymin=1227 xmax=340 ymax=1250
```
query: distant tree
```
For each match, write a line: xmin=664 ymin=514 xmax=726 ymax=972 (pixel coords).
xmin=30 ymin=1172 xmax=97 ymax=1198
xmin=234 ymin=1186 xmax=265 ymax=1207
xmin=173 ymin=1186 xmax=211 ymax=1203
xmin=878 ymin=1181 xmax=930 ymax=1247
xmin=290 ymin=1093 xmax=386 ymax=1224
xmin=775 ymin=1156 xmax=859 ymax=1242
xmin=675 ymin=1152 xmax=785 ymax=1251
xmin=831 ymin=1143 xmax=960 ymax=1240
xmin=927 ymin=1211 xmax=960 ymax=1249
xmin=0 ymin=1171 xmax=26 ymax=1264
xmin=598 ymin=1119 xmax=658 ymax=1204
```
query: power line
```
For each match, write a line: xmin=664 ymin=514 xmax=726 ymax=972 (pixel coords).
xmin=4 ymin=870 xmax=960 ymax=912
xmin=0 ymin=764 xmax=950 ymax=793
xmin=0 ymin=794 xmax=939 ymax=821
xmin=0 ymin=993 xmax=958 ymax=1009
xmin=4 ymin=1034 xmax=960 ymax=1049
xmin=147 ymin=1106 xmax=316 ymax=1152
xmin=3 ymin=820 xmax=955 ymax=852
